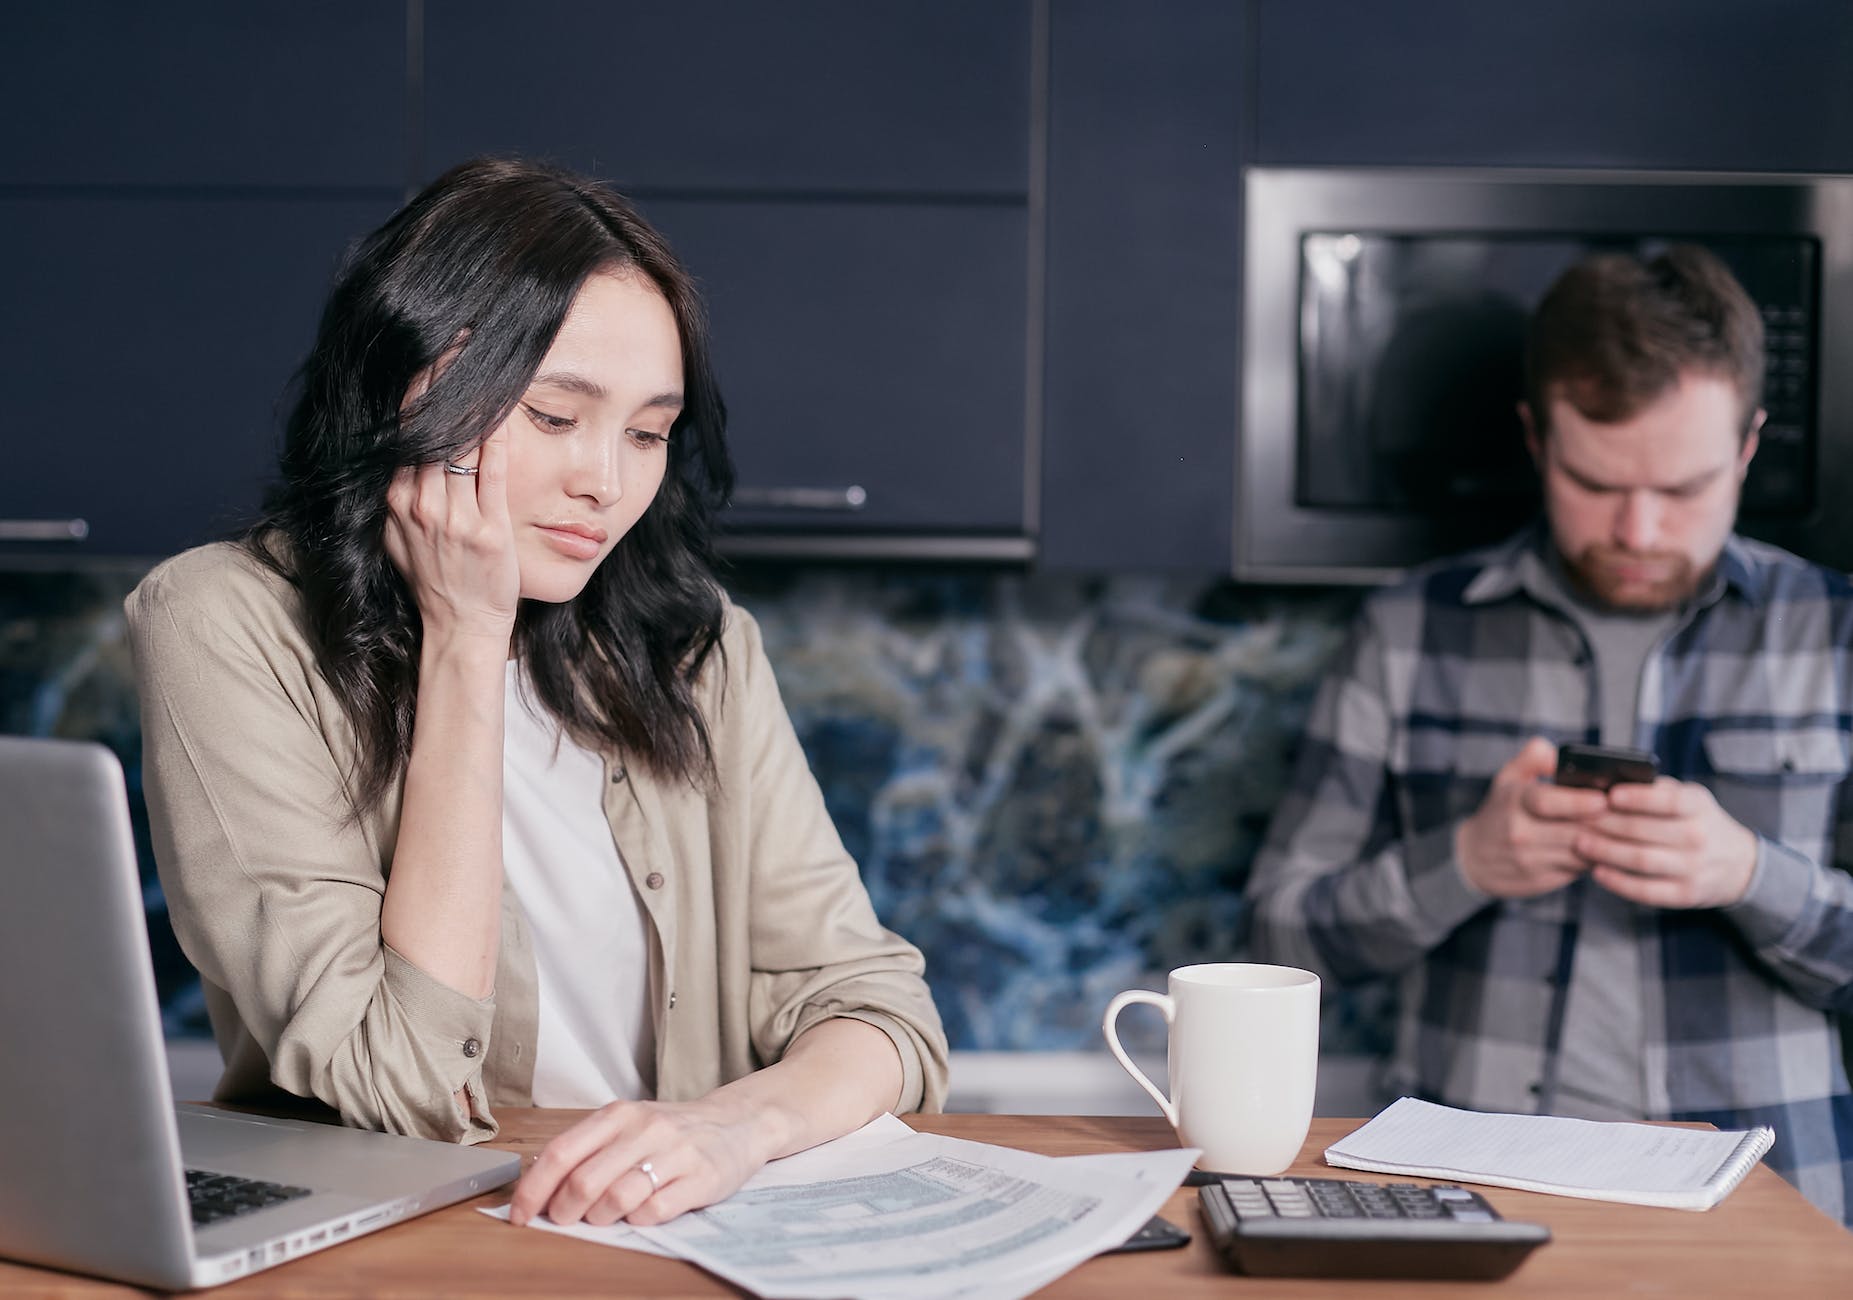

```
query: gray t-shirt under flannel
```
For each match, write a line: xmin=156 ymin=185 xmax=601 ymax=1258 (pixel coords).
xmin=1519 ymin=548 xmax=1675 ymax=1121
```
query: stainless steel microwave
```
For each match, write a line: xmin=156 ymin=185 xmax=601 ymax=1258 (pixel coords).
xmin=1236 ymin=167 xmax=1853 ymax=583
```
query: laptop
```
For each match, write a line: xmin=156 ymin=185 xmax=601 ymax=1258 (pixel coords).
xmin=0 ymin=736 xmax=520 ymax=1289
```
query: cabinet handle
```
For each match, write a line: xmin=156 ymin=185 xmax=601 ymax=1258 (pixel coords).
xmin=0 ymin=518 xmax=89 ymax=541
xmin=731 ymin=486 xmax=868 ymax=511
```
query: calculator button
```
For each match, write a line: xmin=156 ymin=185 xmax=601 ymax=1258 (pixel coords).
xmin=1433 ymin=1187 xmax=1473 ymax=1200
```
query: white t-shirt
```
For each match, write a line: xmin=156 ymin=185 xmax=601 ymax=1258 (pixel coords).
xmin=500 ymin=662 xmax=655 ymax=1106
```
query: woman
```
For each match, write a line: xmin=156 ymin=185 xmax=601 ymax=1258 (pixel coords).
xmin=125 ymin=157 xmax=948 ymax=1230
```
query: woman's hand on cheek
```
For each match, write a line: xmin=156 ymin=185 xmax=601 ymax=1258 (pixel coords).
xmin=383 ymin=426 xmax=520 ymax=647
xmin=508 ymin=1095 xmax=784 ymax=1230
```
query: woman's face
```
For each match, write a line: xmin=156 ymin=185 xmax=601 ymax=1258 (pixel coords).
xmin=493 ymin=270 xmax=685 ymax=603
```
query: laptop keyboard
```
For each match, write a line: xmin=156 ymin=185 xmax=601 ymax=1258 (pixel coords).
xmin=185 ymin=1168 xmax=313 ymax=1227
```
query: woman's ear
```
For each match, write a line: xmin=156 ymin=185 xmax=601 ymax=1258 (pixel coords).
xmin=399 ymin=331 xmax=471 ymax=412
xmin=400 ymin=365 xmax=435 ymax=411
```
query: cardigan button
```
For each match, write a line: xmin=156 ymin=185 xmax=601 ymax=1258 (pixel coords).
xmin=462 ymin=1037 xmax=481 ymax=1059
xmin=645 ymin=871 xmax=665 ymax=890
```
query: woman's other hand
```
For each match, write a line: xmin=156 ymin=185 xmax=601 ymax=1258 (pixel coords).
xmin=508 ymin=1021 xmax=905 ymax=1228
xmin=383 ymin=426 xmax=520 ymax=646
xmin=508 ymin=1095 xmax=780 ymax=1228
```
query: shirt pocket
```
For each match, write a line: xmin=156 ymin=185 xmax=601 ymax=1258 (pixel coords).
xmin=1699 ymin=726 xmax=1849 ymax=852
xmin=1700 ymin=727 xmax=1850 ymax=783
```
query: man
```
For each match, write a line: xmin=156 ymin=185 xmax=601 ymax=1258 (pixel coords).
xmin=1247 ymin=245 xmax=1853 ymax=1225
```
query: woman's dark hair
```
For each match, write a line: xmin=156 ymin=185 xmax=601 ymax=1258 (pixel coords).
xmin=249 ymin=157 xmax=735 ymax=814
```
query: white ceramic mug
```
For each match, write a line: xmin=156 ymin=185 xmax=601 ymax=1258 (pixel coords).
xmin=1102 ymin=962 xmax=1320 ymax=1175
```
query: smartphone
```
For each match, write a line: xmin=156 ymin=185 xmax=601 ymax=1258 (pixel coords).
xmin=1554 ymin=742 xmax=1659 ymax=791
xmin=1104 ymin=1214 xmax=1191 ymax=1253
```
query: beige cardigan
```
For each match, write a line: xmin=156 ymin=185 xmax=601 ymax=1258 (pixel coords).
xmin=125 ymin=543 xmax=948 ymax=1142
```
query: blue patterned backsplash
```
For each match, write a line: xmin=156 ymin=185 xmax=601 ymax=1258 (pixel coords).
xmin=2 ymin=562 xmax=1390 ymax=1059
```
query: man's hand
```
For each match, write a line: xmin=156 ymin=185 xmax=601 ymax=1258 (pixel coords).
xmin=1574 ymin=777 xmax=1759 ymax=909
xmin=1456 ymin=738 xmax=1609 ymax=898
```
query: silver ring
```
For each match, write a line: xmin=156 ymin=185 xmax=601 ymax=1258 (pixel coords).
xmin=444 ymin=462 xmax=479 ymax=476
xmin=638 ymin=1160 xmax=660 ymax=1193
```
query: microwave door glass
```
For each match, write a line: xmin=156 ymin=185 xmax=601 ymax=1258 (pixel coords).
xmin=1294 ymin=231 xmax=1818 ymax=525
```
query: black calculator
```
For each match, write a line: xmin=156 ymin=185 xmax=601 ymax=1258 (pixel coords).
xmin=1197 ymin=1176 xmax=1550 ymax=1279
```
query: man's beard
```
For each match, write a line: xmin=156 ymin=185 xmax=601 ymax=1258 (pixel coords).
xmin=1562 ymin=544 xmax=1703 ymax=612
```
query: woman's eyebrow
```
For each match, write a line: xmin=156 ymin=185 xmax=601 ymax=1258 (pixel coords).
xmin=529 ymin=370 xmax=606 ymax=398
xmin=528 ymin=371 xmax=682 ymax=411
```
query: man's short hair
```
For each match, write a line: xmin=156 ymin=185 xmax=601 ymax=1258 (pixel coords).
xmin=1524 ymin=244 xmax=1765 ymax=436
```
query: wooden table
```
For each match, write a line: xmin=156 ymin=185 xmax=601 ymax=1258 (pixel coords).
xmin=5 ymin=1113 xmax=1851 ymax=1296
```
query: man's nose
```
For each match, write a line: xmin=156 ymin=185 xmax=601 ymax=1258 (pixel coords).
xmin=1613 ymin=490 xmax=1662 ymax=552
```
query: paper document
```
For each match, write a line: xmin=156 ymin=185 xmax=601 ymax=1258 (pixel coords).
xmin=485 ymin=1115 xmax=1198 ymax=1299
xmin=1325 ymin=1097 xmax=1774 ymax=1210
xmin=633 ymin=1131 xmax=1195 ymax=1299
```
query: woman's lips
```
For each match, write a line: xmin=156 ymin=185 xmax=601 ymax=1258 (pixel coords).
xmin=534 ymin=524 xmax=605 ymax=560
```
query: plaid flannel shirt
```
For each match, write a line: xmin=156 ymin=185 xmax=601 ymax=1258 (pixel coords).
xmin=1248 ymin=527 xmax=1853 ymax=1226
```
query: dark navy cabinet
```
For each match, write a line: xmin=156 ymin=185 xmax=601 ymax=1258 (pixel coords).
xmin=1253 ymin=0 xmax=1853 ymax=172
xmin=0 ymin=197 xmax=394 ymax=557
xmin=1038 ymin=0 xmax=1247 ymax=571
xmin=423 ymin=0 xmax=1030 ymax=195
xmin=0 ymin=3 xmax=405 ymax=188
xmin=1 ymin=2 xmax=404 ymax=561
xmin=640 ymin=200 xmax=1029 ymax=537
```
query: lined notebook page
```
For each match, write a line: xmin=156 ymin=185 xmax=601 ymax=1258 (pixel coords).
xmin=1325 ymin=1098 xmax=1774 ymax=1210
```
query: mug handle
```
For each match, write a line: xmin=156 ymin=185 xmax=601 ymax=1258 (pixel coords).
xmin=1102 ymin=990 xmax=1178 ymax=1127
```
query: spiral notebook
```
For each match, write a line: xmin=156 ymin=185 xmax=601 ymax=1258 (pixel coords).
xmin=1325 ymin=1098 xmax=1774 ymax=1211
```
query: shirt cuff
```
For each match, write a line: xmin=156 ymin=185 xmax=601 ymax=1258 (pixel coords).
xmin=380 ymin=944 xmax=499 ymax=1137
xmin=1720 ymin=835 xmax=1814 ymax=949
xmin=1405 ymin=820 xmax=1497 ymax=937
